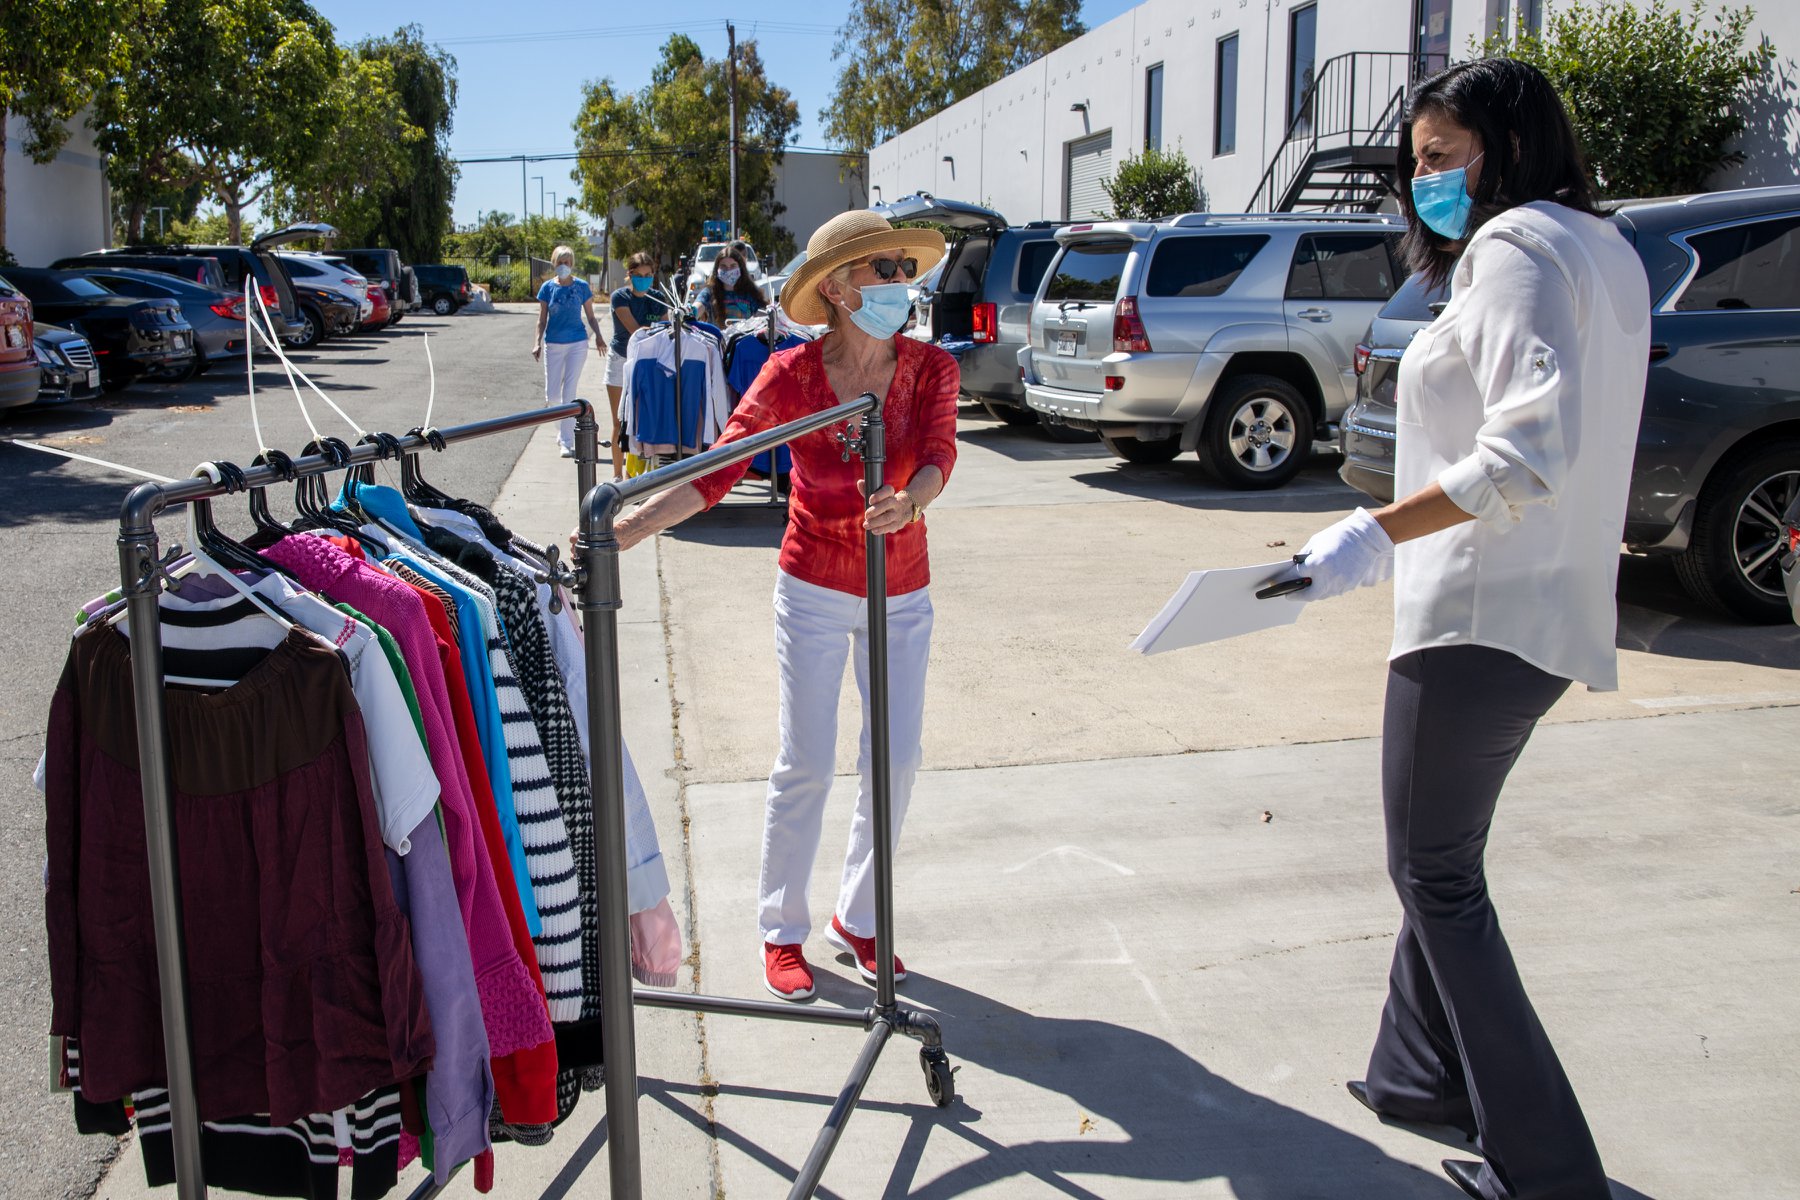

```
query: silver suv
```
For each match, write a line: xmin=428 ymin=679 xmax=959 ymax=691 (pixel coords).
xmin=1021 ymin=212 xmax=1405 ymax=488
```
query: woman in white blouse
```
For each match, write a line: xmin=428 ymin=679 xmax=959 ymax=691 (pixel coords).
xmin=1291 ymin=60 xmax=1649 ymax=1200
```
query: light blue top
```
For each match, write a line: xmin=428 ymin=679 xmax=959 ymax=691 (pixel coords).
xmin=537 ymin=277 xmax=593 ymax=344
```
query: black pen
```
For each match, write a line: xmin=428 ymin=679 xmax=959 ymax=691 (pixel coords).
xmin=1255 ymin=553 xmax=1313 ymax=600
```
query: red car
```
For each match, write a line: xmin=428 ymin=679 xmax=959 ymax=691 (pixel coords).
xmin=0 ymin=273 xmax=38 ymax=411
xmin=359 ymin=284 xmax=391 ymax=331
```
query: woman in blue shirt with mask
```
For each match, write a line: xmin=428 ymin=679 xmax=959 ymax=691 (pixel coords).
xmin=606 ymin=251 xmax=665 ymax=479
xmin=534 ymin=244 xmax=602 ymax=458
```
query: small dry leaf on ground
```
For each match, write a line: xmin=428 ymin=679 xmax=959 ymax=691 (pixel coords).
xmin=1266 ymin=539 xmax=1287 ymax=548
xmin=1260 ymin=810 xmax=1274 ymax=823
xmin=1078 ymin=1113 xmax=1096 ymax=1135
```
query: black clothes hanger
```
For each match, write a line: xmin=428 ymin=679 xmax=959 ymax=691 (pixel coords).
xmin=293 ymin=438 xmax=364 ymax=537
xmin=188 ymin=461 xmax=274 ymax=577
xmin=401 ymin=425 xmax=455 ymax=506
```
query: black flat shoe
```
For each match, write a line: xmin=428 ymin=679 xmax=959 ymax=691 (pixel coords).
xmin=1442 ymin=1159 xmax=1484 ymax=1199
xmin=1346 ymin=1081 xmax=1478 ymax=1143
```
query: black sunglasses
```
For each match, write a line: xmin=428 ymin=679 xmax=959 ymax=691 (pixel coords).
xmin=867 ymin=256 xmax=919 ymax=281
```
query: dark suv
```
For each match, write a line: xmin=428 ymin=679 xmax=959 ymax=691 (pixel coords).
xmin=51 ymin=252 xmax=228 ymax=291
xmin=871 ymin=194 xmax=1066 ymax=437
xmin=340 ymin=249 xmax=406 ymax=325
xmin=98 ymin=223 xmax=336 ymax=340
xmin=414 ymin=264 xmax=472 ymax=314
xmin=1340 ymin=186 xmax=1800 ymax=622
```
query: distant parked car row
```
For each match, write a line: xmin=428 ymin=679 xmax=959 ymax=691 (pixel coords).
xmin=886 ymin=185 xmax=1799 ymax=623
xmin=0 ymin=225 xmax=476 ymax=410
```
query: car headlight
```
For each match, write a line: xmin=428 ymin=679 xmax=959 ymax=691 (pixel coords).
xmin=35 ymin=344 xmax=55 ymax=367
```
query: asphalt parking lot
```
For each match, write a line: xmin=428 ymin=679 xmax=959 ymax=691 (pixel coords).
xmin=10 ymin=309 xmax=1796 ymax=1199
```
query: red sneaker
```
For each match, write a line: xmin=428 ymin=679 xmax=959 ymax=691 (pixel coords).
xmin=825 ymin=915 xmax=908 ymax=985
xmin=763 ymin=942 xmax=815 ymax=1001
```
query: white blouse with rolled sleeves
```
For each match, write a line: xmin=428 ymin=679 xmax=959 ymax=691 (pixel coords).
xmin=1392 ymin=200 xmax=1652 ymax=691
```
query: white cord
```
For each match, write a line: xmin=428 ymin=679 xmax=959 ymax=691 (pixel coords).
xmin=423 ymin=330 xmax=436 ymax=431
xmin=248 ymin=281 xmax=321 ymax=445
xmin=243 ymin=276 xmax=269 ymax=454
xmin=9 ymin=439 xmax=176 ymax=483
xmin=247 ymin=283 xmax=368 ymax=441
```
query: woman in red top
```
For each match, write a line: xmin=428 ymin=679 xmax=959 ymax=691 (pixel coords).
xmin=612 ymin=211 xmax=957 ymax=1000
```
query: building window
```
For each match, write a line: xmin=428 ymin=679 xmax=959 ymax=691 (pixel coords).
xmin=1518 ymin=0 xmax=1544 ymax=34
xmin=1145 ymin=63 xmax=1164 ymax=152
xmin=1288 ymin=4 xmax=1317 ymax=129
xmin=1215 ymin=34 xmax=1239 ymax=156
xmin=1414 ymin=0 xmax=1452 ymax=73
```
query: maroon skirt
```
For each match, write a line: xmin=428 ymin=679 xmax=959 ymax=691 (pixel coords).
xmin=43 ymin=625 xmax=433 ymax=1125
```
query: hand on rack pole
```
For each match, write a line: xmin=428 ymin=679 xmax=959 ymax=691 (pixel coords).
xmin=860 ymin=482 xmax=917 ymax=536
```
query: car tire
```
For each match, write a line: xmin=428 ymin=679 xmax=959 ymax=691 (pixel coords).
xmin=433 ymin=295 xmax=454 ymax=315
xmin=1201 ymin=374 xmax=1314 ymax=490
xmin=285 ymin=307 xmax=324 ymax=350
xmin=979 ymin=399 xmax=1037 ymax=428
xmin=1036 ymin=412 xmax=1097 ymax=443
xmin=1673 ymin=441 xmax=1800 ymax=623
xmin=1100 ymin=430 xmax=1183 ymax=464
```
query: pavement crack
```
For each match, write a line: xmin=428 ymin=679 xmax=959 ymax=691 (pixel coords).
xmin=655 ymin=537 xmax=726 ymax=1199
xmin=1188 ymin=930 xmax=1393 ymax=972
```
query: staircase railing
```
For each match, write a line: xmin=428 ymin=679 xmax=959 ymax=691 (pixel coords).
xmin=1246 ymin=51 xmax=1447 ymax=213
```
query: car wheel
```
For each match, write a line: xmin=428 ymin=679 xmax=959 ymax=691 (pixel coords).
xmin=1036 ymin=412 xmax=1097 ymax=443
xmin=433 ymin=295 xmax=454 ymax=315
xmin=1101 ymin=430 xmax=1183 ymax=464
xmin=285 ymin=308 xmax=323 ymax=350
xmin=1201 ymin=374 xmax=1314 ymax=490
xmin=1673 ymin=442 xmax=1800 ymax=623
xmin=979 ymin=399 xmax=1037 ymax=427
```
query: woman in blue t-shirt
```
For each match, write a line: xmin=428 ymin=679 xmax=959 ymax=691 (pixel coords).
xmin=606 ymin=251 xmax=666 ymax=480
xmin=533 ymin=244 xmax=602 ymax=457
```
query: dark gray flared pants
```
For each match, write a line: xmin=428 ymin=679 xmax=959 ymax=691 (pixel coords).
xmin=1366 ymin=644 xmax=1610 ymax=1200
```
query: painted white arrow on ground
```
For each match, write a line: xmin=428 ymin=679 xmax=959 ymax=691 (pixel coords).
xmin=1002 ymin=845 xmax=1136 ymax=877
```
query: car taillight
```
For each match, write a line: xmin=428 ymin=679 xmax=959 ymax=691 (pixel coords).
xmin=1112 ymin=296 xmax=1151 ymax=353
xmin=259 ymin=283 xmax=279 ymax=309
xmin=1353 ymin=342 xmax=1372 ymax=376
xmin=460 ymin=281 xmax=468 ymax=295
xmin=971 ymin=302 xmax=997 ymax=344
xmin=1104 ymin=375 xmax=1124 ymax=391
xmin=211 ymin=300 xmax=245 ymax=320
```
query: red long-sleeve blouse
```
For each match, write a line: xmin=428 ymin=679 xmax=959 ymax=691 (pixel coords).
xmin=694 ymin=334 xmax=959 ymax=597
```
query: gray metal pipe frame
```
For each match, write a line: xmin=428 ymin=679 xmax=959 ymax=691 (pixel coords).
xmin=114 ymin=400 xmax=596 ymax=1200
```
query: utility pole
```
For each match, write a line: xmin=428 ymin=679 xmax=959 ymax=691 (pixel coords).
xmin=534 ymin=176 xmax=545 ymax=218
xmin=520 ymin=158 xmax=528 ymax=230
xmin=727 ymin=21 xmax=739 ymax=240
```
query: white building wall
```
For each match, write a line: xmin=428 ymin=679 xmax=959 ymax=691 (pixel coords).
xmin=869 ymin=0 xmax=1799 ymax=223
xmin=3 ymin=114 xmax=111 ymax=265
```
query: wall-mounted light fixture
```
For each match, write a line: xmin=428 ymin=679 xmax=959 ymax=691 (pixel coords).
xmin=1070 ymin=100 xmax=1089 ymax=113
xmin=941 ymin=155 xmax=954 ymax=165
xmin=871 ymin=185 xmax=883 ymax=201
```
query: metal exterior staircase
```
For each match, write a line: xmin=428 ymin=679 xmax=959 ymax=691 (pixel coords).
xmin=1247 ymin=52 xmax=1448 ymax=214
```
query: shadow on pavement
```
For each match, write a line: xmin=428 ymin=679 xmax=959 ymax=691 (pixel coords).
xmin=956 ymin=421 xmax=1111 ymax=465
xmin=0 ymin=436 xmax=141 ymax=526
xmin=1615 ymin=555 xmax=1800 ymax=669
xmin=1069 ymin=456 xmax=1360 ymax=516
xmin=670 ymin=502 xmax=789 ymax=550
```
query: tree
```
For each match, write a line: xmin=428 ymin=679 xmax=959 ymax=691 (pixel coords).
xmin=96 ymin=0 xmax=339 ymax=244
xmin=1477 ymin=0 xmax=1776 ymax=198
xmin=0 ymin=0 xmax=137 ymax=250
xmin=1103 ymin=146 xmax=1205 ymax=220
xmin=573 ymin=34 xmax=800 ymax=266
xmin=355 ymin=26 xmax=459 ymax=263
xmin=822 ymin=0 xmax=1084 ymax=153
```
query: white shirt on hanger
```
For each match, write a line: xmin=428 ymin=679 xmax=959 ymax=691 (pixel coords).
xmin=1393 ymin=200 xmax=1651 ymax=691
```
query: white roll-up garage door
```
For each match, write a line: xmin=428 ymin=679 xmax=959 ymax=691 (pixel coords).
xmin=1064 ymin=131 xmax=1113 ymax=220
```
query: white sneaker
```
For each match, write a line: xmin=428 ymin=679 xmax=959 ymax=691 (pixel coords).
xmin=559 ymin=445 xmax=575 ymax=458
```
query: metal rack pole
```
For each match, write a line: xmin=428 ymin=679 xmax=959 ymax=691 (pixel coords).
xmin=575 ymin=392 xmax=952 ymax=1200
xmin=115 ymin=399 xmax=591 ymax=1200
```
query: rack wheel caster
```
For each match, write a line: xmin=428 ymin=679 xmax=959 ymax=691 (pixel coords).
xmin=921 ymin=1048 xmax=955 ymax=1108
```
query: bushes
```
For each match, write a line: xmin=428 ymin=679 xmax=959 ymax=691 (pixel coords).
xmin=1103 ymin=146 xmax=1206 ymax=220
xmin=447 ymin=258 xmax=533 ymax=300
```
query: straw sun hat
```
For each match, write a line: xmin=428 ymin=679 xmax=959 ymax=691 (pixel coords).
xmin=779 ymin=210 xmax=946 ymax=326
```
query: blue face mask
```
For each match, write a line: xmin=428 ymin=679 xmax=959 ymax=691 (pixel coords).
xmin=1411 ymin=151 xmax=1484 ymax=239
xmin=629 ymin=274 xmax=652 ymax=293
xmin=840 ymin=282 xmax=913 ymax=339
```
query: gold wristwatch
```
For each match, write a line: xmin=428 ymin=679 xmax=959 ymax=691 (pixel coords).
xmin=909 ymin=501 xmax=923 ymax=524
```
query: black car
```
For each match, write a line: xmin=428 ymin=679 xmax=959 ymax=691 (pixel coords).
xmin=34 ymin=323 xmax=103 ymax=404
xmin=51 ymin=252 xmax=229 ymax=291
xmin=100 ymin=222 xmax=336 ymax=340
xmin=1340 ymin=185 xmax=1800 ymax=623
xmin=0 ymin=268 xmax=196 ymax=389
xmin=65 ymin=267 xmax=247 ymax=369
xmin=414 ymin=264 xmax=471 ymax=314
xmin=339 ymin=248 xmax=406 ymax=325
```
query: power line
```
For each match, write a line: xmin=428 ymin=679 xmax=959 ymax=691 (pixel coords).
xmin=454 ymin=144 xmax=862 ymax=165
xmin=434 ymin=19 xmax=835 ymax=48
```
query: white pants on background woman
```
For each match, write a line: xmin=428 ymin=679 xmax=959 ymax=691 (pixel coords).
xmin=543 ymin=339 xmax=588 ymax=451
xmin=757 ymin=571 xmax=934 ymax=947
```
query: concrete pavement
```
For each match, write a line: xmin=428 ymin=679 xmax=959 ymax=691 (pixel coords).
xmin=87 ymin=368 xmax=1799 ymax=1198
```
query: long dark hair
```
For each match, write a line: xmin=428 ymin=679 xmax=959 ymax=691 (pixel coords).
xmin=1397 ymin=58 xmax=1600 ymax=289
xmin=706 ymin=250 xmax=760 ymax=321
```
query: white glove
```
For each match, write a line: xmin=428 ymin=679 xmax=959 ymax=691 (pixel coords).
xmin=1292 ymin=508 xmax=1395 ymax=602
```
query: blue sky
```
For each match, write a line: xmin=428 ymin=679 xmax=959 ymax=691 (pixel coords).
xmin=305 ymin=1 xmax=1142 ymax=229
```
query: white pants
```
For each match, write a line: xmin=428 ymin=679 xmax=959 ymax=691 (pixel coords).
xmin=759 ymin=570 xmax=934 ymax=946
xmin=543 ymin=339 xmax=588 ymax=449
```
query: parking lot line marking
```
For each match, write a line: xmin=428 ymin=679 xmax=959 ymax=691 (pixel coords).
xmin=1630 ymin=690 xmax=1800 ymax=710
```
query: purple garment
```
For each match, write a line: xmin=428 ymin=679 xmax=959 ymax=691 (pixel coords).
xmin=387 ymin=816 xmax=493 ymax=1182
xmin=262 ymin=534 xmax=551 ymax=1061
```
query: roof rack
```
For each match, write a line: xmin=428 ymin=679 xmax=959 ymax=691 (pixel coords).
xmin=1168 ymin=212 xmax=1400 ymax=227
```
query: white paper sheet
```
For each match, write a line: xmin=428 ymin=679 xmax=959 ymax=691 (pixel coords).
xmin=1130 ymin=560 xmax=1308 ymax=654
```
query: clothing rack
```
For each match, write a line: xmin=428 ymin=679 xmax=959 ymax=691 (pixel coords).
xmin=113 ymin=400 xmax=598 ymax=1200
xmin=574 ymin=391 xmax=955 ymax=1200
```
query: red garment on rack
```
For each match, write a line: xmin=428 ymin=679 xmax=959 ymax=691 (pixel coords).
xmin=694 ymin=334 xmax=959 ymax=597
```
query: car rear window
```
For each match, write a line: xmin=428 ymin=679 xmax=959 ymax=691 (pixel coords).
xmin=59 ymin=277 xmax=114 ymax=299
xmin=1676 ymin=216 xmax=1800 ymax=311
xmin=1287 ymin=233 xmax=1401 ymax=300
xmin=1044 ymin=243 xmax=1130 ymax=303
xmin=1145 ymin=234 xmax=1268 ymax=298
xmin=1377 ymin=270 xmax=1443 ymax=320
xmin=1016 ymin=239 xmax=1059 ymax=295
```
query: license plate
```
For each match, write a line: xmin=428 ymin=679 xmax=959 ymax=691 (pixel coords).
xmin=1055 ymin=331 xmax=1078 ymax=357
xmin=86 ymin=370 xmax=100 ymax=390
xmin=173 ymin=332 xmax=190 ymax=349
